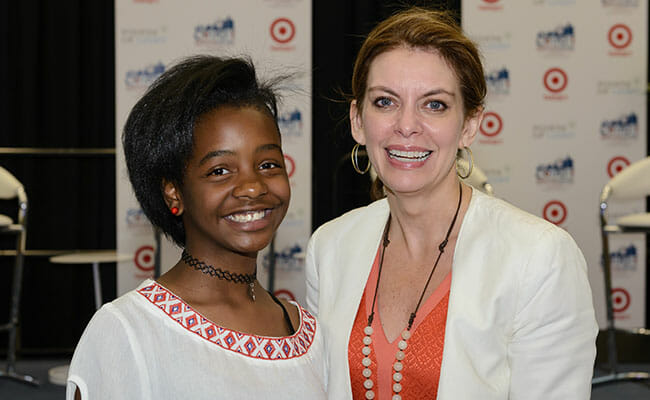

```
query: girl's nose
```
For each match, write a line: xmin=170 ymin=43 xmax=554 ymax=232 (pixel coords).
xmin=232 ymin=174 xmax=268 ymax=199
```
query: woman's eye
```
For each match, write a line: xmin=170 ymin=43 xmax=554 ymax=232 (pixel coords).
xmin=426 ymin=100 xmax=447 ymax=111
xmin=374 ymin=97 xmax=393 ymax=108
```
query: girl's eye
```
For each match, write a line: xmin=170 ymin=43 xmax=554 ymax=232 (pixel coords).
xmin=260 ymin=161 xmax=282 ymax=170
xmin=208 ymin=167 xmax=230 ymax=176
xmin=373 ymin=97 xmax=393 ymax=108
xmin=426 ymin=100 xmax=447 ymax=111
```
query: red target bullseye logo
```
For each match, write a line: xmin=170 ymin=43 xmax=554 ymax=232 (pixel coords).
xmin=134 ymin=245 xmax=155 ymax=272
xmin=270 ymin=18 xmax=295 ymax=44
xmin=284 ymin=154 xmax=296 ymax=178
xmin=612 ymin=287 xmax=630 ymax=313
xmin=543 ymin=200 xmax=567 ymax=225
xmin=480 ymin=111 xmax=503 ymax=137
xmin=608 ymin=24 xmax=632 ymax=50
xmin=273 ymin=289 xmax=296 ymax=301
xmin=543 ymin=68 xmax=568 ymax=93
xmin=607 ymin=156 xmax=630 ymax=178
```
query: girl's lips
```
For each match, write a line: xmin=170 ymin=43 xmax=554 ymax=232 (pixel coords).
xmin=225 ymin=209 xmax=270 ymax=223
xmin=224 ymin=208 xmax=275 ymax=231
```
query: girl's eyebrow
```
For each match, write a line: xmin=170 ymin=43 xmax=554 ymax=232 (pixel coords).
xmin=198 ymin=149 xmax=235 ymax=165
xmin=198 ymin=144 xmax=282 ymax=166
xmin=257 ymin=143 xmax=282 ymax=152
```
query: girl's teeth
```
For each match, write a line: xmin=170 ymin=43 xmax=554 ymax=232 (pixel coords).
xmin=228 ymin=210 xmax=266 ymax=223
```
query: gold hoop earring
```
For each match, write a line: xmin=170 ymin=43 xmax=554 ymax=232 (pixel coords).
xmin=351 ymin=143 xmax=371 ymax=175
xmin=456 ymin=146 xmax=474 ymax=179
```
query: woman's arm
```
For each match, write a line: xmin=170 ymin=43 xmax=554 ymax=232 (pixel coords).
xmin=508 ymin=227 xmax=598 ymax=399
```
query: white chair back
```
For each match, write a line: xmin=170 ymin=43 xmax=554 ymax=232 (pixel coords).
xmin=0 ymin=166 xmax=24 ymax=200
xmin=602 ymin=156 xmax=650 ymax=202
xmin=458 ymin=158 xmax=494 ymax=196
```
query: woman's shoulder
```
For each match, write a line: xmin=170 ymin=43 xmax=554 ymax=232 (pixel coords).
xmin=469 ymin=190 xmax=572 ymax=244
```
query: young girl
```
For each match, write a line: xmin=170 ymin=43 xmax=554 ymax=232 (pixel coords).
xmin=67 ymin=55 xmax=326 ymax=399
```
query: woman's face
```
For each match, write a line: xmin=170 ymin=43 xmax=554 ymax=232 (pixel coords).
xmin=165 ymin=106 xmax=290 ymax=257
xmin=351 ymin=47 xmax=482 ymax=197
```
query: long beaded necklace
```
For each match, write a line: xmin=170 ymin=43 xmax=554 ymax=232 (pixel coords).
xmin=361 ymin=183 xmax=462 ymax=400
xmin=181 ymin=250 xmax=257 ymax=301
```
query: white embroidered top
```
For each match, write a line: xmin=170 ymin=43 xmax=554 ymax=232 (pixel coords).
xmin=66 ymin=279 xmax=327 ymax=400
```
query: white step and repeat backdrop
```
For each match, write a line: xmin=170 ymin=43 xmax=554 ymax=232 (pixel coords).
xmin=115 ymin=0 xmax=312 ymax=303
xmin=463 ymin=0 xmax=647 ymax=328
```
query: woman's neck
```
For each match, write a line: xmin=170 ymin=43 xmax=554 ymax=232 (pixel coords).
xmin=385 ymin=180 xmax=471 ymax=258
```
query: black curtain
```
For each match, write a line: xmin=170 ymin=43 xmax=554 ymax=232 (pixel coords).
xmin=0 ymin=1 xmax=115 ymax=355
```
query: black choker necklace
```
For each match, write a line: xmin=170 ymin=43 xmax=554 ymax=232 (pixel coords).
xmin=360 ymin=182 xmax=463 ymax=399
xmin=181 ymin=250 xmax=257 ymax=301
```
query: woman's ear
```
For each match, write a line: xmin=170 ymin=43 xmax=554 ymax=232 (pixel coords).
xmin=350 ymin=100 xmax=366 ymax=145
xmin=162 ymin=179 xmax=184 ymax=216
xmin=459 ymin=107 xmax=484 ymax=148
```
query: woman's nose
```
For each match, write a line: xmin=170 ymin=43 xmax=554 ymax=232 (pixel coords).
xmin=395 ymin=107 xmax=420 ymax=137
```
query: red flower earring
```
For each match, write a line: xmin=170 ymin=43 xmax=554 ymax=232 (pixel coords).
xmin=171 ymin=207 xmax=179 ymax=215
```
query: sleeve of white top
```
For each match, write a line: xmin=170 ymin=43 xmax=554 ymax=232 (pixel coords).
xmin=305 ymin=228 xmax=322 ymax=317
xmin=507 ymin=226 xmax=598 ymax=400
xmin=66 ymin=303 xmax=151 ymax=400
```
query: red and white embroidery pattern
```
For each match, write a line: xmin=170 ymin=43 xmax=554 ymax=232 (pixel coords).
xmin=138 ymin=282 xmax=316 ymax=360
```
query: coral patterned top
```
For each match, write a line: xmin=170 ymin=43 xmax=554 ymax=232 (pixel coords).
xmin=349 ymin=248 xmax=451 ymax=399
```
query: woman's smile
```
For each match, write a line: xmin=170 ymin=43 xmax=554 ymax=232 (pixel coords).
xmin=385 ymin=145 xmax=433 ymax=167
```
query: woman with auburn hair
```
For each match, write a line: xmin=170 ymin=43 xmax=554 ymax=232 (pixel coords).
xmin=306 ymin=7 xmax=596 ymax=400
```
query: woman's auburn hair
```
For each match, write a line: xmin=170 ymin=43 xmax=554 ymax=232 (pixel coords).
xmin=351 ymin=7 xmax=486 ymax=118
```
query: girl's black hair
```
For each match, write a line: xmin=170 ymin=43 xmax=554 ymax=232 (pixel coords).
xmin=122 ymin=55 xmax=281 ymax=247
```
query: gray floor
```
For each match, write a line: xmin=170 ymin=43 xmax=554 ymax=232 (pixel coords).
xmin=0 ymin=359 xmax=649 ymax=399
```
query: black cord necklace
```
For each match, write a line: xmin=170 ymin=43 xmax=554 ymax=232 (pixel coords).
xmin=181 ymin=250 xmax=257 ymax=301
xmin=360 ymin=182 xmax=463 ymax=399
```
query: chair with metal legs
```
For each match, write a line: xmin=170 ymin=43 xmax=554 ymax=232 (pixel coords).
xmin=0 ymin=166 xmax=38 ymax=385
xmin=592 ymin=156 xmax=650 ymax=386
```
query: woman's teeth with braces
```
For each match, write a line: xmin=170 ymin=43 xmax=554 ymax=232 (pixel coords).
xmin=388 ymin=149 xmax=432 ymax=161
xmin=227 ymin=210 xmax=267 ymax=223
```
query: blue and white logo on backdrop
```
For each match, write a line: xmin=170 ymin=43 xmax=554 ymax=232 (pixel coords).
xmin=278 ymin=109 xmax=303 ymax=139
xmin=607 ymin=244 xmax=638 ymax=270
xmin=536 ymin=156 xmax=574 ymax=184
xmin=125 ymin=62 xmax=165 ymax=90
xmin=537 ymin=23 xmax=575 ymax=51
xmin=486 ymin=67 xmax=510 ymax=96
xmin=600 ymin=112 xmax=638 ymax=140
xmin=263 ymin=243 xmax=304 ymax=271
xmin=194 ymin=17 xmax=235 ymax=45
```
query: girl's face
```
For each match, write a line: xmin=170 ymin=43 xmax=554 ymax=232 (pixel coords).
xmin=166 ymin=106 xmax=290 ymax=258
xmin=350 ymin=47 xmax=482 ymax=197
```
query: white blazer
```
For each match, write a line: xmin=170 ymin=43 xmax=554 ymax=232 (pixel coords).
xmin=306 ymin=189 xmax=597 ymax=399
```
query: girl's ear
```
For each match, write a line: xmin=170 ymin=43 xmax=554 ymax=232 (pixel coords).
xmin=350 ymin=100 xmax=366 ymax=145
xmin=162 ymin=179 xmax=184 ymax=216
